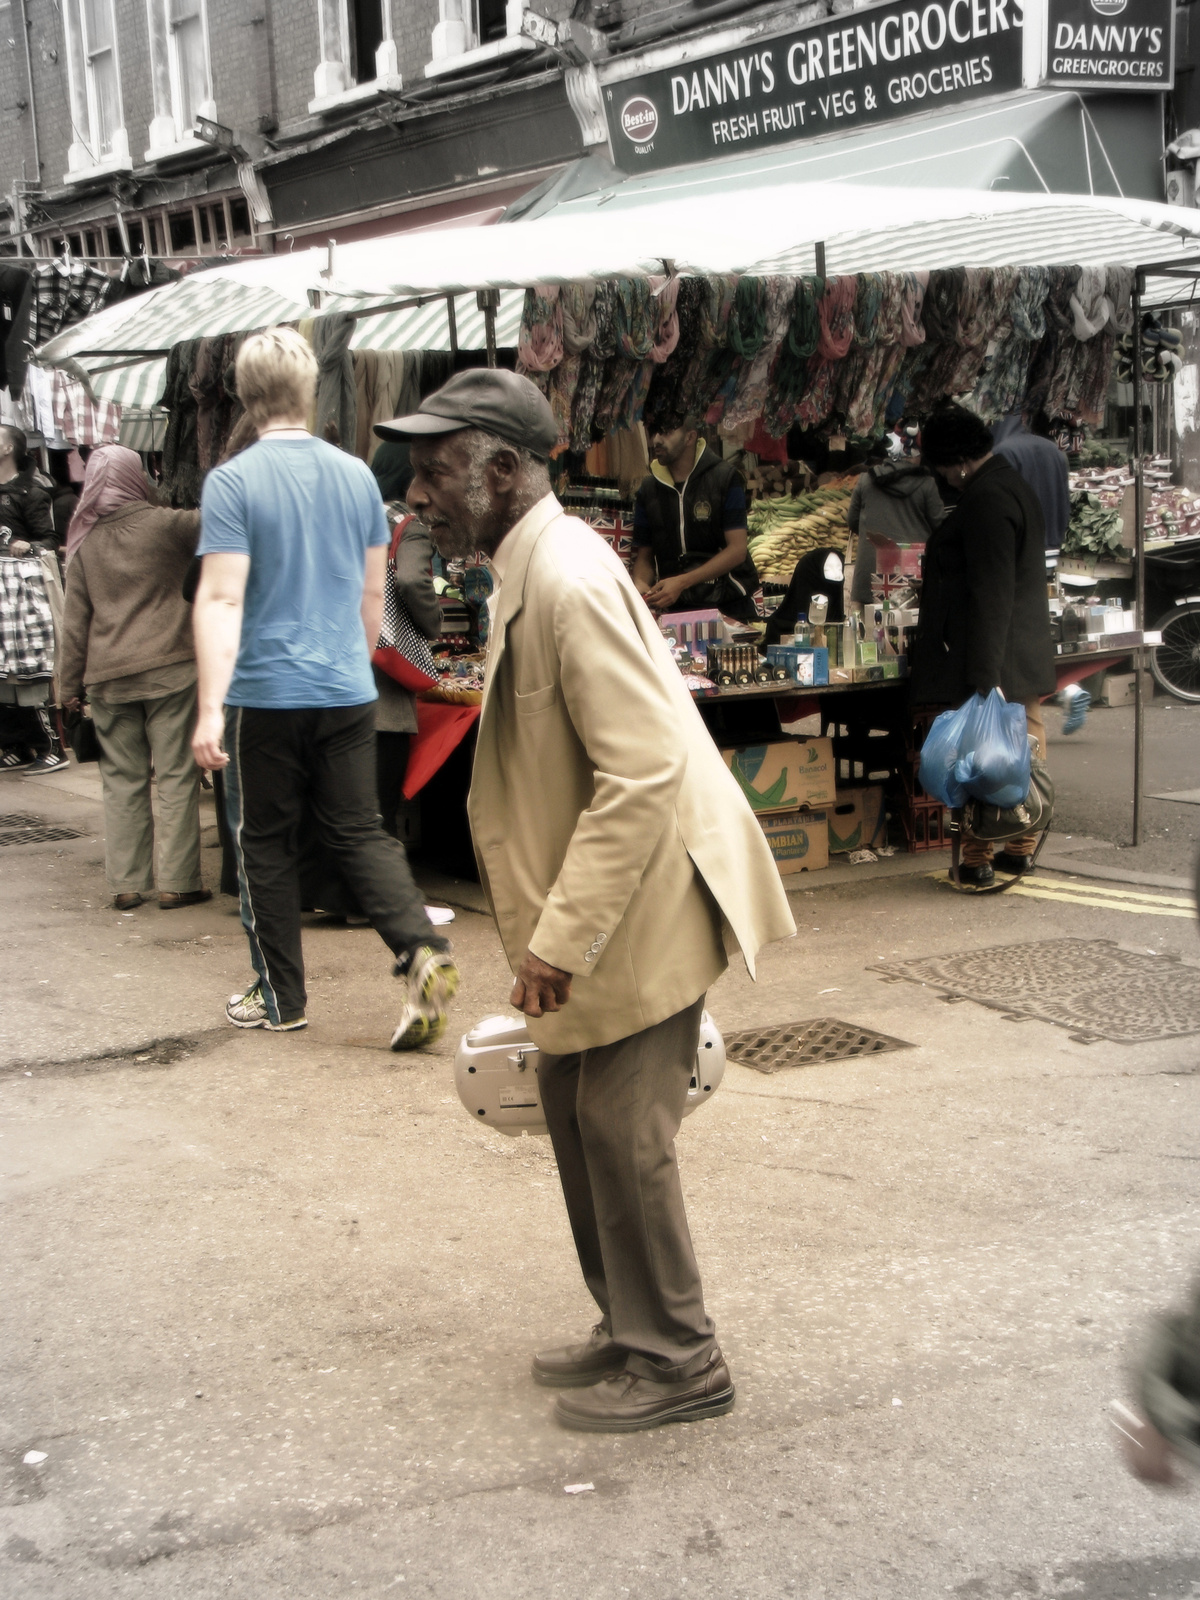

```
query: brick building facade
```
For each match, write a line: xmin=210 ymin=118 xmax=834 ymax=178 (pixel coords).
xmin=0 ymin=1 xmax=1189 ymax=263
xmin=0 ymin=0 xmax=672 ymax=260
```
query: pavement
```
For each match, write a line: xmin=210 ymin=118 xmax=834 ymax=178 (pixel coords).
xmin=2 ymin=704 xmax=1200 ymax=1599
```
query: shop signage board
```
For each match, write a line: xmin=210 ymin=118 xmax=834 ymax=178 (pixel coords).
xmin=1021 ymin=0 xmax=1174 ymax=91
xmin=603 ymin=0 xmax=1025 ymax=172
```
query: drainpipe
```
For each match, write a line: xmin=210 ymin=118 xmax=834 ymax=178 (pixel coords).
xmin=19 ymin=0 xmax=41 ymax=184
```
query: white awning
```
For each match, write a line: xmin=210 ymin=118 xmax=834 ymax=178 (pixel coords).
xmin=36 ymin=176 xmax=1200 ymax=407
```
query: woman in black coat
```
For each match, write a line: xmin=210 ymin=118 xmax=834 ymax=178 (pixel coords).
xmin=911 ymin=404 xmax=1056 ymax=886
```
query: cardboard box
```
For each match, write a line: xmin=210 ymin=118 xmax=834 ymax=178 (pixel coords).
xmin=828 ymin=664 xmax=855 ymax=685
xmin=766 ymin=645 xmax=829 ymax=686
xmin=759 ymin=808 xmax=829 ymax=875
xmin=723 ymin=737 xmax=836 ymax=814
xmin=828 ymin=786 xmax=886 ymax=853
xmin=1099 ymin=671 xmax=1136 ymax=706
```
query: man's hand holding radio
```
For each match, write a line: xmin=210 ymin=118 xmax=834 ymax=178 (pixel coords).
xmin=512 ymin=953 xmax=572 ymax=1017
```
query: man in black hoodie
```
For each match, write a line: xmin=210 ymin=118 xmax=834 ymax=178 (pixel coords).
xmin=632 ymin=425 xmax=759 ymax=622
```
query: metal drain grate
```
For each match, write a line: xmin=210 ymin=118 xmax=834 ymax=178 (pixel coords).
xmin=725 ymin=1017 xmax=914 ymax=1074
xmin=0 ymin=813 xmax=85 ymax=847
xmin=874 ymin=938 xmax=1200 ymax=1044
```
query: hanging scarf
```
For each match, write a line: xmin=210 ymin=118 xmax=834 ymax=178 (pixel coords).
xmin=973 ymin=267 xmax=1050 ymax=419
xmin=548 ymin=281 xmax=597 ymax=449
xmin=846 ymin=273 xmax=908 ymax=437
xmin=516 ymin=284 xmax=564 ymax=375
xmin=764 ymin=275 xmax=824 ymax=435
xmin=189 ymin=336 xmax=224 ymax=475
xmin=570 ymin=280 xmax=619 ymax=451
xmin=644 ymin=275 xmax=706 ymax=433
xmin=1075 ymin=265 xmax=1134 ymax=424
xmin=705 ymin=276 xmax=767 ymax=424
xmin=899 ymin=272 xmax=928 ymax=348
xmin=947 ymin=267 xmax=1020 ymax=398
xmin=833 ymin=272 xmax=888 ymax=419
xmin=592 ymin=277 xmax=658 ymax=439
xmin=672 ymin=274 xmax=737 ymax=426
xmin=64 ymin=445 xmax=150 ymax=564
xmin=158 ymin=338 xmax=201 ymax=508
xmin=615 ymin=276 xmax=681 ymax=434
xmin=724 ymin=275 xmax=795 ymax=432
xmin=795 ymin=276 xmax=857 ymax=431
xmin=1069 ymin=267 xmax=1113 ymax=341
xmin=1025 ymin=265 xmax=1081 ymax=419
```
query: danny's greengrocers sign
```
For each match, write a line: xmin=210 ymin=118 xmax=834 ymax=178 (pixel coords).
xmin=1022 ymin=0 xmax=1174 ymax=88
xmin=602 ymin=0 xmax=1171 ymax=170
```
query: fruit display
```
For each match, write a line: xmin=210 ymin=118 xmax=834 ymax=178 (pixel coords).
xmin=747 ymin=488 xmax=853 ymax=583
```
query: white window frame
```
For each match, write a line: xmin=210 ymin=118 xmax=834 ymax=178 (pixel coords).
xmin=62 ymin=0 xmax=131 ymax=181
xmin=166 ymin=0 xmax=216 ymax=142
xmin=310 ymin=0 xmax=402 ymax=113
xmin=145 ymin=0 xmax=217 ymax=161
xmin=426 ymin=0 xmax=535 ymax=81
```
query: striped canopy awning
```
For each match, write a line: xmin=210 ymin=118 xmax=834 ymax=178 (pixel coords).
xmin=35 ymin=274 xmax=525 ymax=408
xmin=35 ymin=181 xmax=1200 ymax=409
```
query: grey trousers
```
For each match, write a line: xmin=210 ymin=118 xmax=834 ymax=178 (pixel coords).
xmin=537 ymin=996 xmax=717 ymax=1380
xmin=91 ymin=684 xmax=203 ymax=896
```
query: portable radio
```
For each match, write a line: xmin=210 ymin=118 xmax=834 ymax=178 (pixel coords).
xmin=454 ymin=1012 xmax=727 ymax=1136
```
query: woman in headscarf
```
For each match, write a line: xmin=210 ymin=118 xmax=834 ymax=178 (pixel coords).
xmin=368 ymin=439 xmax=440 ymax=837
xmin=59 ymin=445 xmax=210 ymax=910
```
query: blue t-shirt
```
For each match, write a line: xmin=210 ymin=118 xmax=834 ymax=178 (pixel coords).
xmin=198 ymin=438 xmax=389 ymax=709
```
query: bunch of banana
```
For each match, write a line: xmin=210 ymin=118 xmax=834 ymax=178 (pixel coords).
xmin=747 ymin=489 xmax=852 ymax=583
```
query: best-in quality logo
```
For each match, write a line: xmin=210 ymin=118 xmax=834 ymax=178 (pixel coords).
xmin=1090 ymin=0 xmax=1127 ymax=14
xmin=620 ymin=96 xmax=659 ymax=143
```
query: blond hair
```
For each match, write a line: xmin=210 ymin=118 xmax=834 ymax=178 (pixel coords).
xmin=234 ymin=327 xmax=317 ymax=428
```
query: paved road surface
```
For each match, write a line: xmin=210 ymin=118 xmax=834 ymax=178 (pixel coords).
xmin=1 ymin=723 xmax=1198 ymax=1599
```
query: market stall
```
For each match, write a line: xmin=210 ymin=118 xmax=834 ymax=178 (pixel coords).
xmin=33 ymin=183 xmax=1200 ymax=875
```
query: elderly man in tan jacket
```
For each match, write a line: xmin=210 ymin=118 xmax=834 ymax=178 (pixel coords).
xmin=382 ymin=370 xmax=794 ymax=1434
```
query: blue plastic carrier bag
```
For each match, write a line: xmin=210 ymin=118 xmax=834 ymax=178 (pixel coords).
xmin=919 ymin=689 xmax=1031 ymax=809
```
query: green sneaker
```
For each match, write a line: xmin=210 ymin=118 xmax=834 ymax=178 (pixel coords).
xmin=391 ymin=946 xmax=459 ymax=1051
xmin=226 ymin=980 xmax=307 ymax=1032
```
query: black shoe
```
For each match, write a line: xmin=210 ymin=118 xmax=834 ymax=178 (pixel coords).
xmin=532 ymin=1325 xmax=628 ymax=1388
xmin=957 ymin=863 xmax=995 ymax=888
xmin=993 ymin=852 xmax=1034 ymax=876
xmin=553 ymin=1347 xmax=735 ymax=1433
xmin=25 ymin=750 xmax=69 ymax=774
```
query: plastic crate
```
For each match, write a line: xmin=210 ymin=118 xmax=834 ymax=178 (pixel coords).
xmin=901 ymin=796 xmax=951 ymax=851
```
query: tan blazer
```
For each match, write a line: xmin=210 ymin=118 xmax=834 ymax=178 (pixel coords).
xmin=468 ymin=494 xmax=795 ymax=1054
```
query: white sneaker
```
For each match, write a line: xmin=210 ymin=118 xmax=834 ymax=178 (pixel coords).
xmin=226 ymin=980 xmax=307 ymax=1031
xmin=391 ymin=945 xmax=460 ymax=1051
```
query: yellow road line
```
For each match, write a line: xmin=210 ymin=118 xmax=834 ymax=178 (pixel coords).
xmin=1004 ymin=883 xmax=1195 ymax=918
xmin=928 ymin=871 xmax=1195 ymax=917
xmin=1036 ymin=878 xmax=1195 ymax=909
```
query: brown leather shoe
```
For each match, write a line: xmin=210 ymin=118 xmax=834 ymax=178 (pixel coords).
xmin=112 ymin=893 xmax=144 ymax=910
xmin=159 ymin=890 xmax=213 ymax=909
xmin=531 ymin=1325 xmax=628 ymax=1388
xmin=553 ymin=1346 xmax=734 ymax=1432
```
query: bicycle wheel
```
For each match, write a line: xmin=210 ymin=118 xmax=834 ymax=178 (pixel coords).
xmin=1150 ymin=601 xmax=1200 ymax=703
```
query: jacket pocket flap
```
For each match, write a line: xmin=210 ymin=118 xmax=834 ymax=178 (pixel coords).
xmin=514 ymin=683 xmax=557 ymax=715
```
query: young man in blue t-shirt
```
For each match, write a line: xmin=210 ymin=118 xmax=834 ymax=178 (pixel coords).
xmin=191 ymin=327 xmax=457 ymax=1045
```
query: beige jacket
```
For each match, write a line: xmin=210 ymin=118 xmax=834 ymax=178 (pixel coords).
xmin=468 ymin=494 xmax=795 ymax=1055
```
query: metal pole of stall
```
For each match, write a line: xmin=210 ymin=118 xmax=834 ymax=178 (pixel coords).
xmin=477 ymin=288 xmax=499 ymax=368
xmin=814 ymin=240 xmax=827 ymax=279
xmin=1131 ymin=268 xmax=1146 ymax=847
xmin=446 ymin=293 xmax=459 ymax=358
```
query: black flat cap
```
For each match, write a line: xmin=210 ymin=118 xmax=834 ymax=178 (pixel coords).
xmin=374 ymin=368 xmax=558 ymax=459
